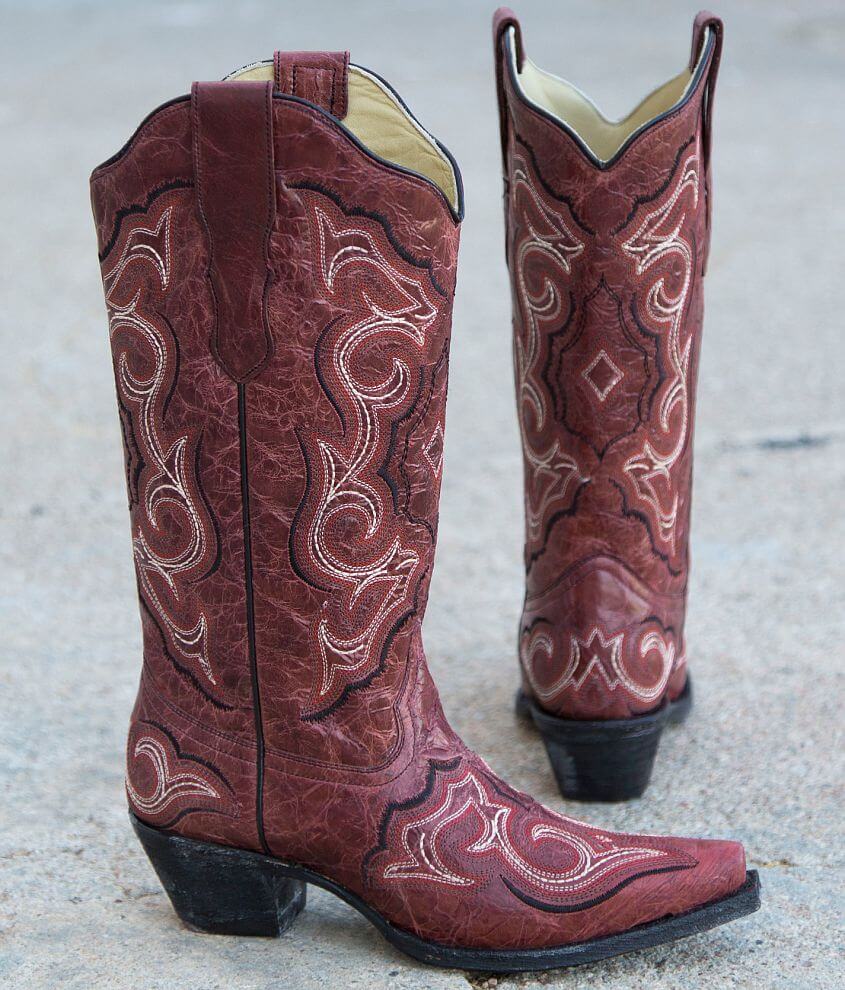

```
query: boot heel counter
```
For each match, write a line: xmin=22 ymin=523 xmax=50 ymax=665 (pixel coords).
xmin=125 ymin=677 xmax=260 ymax=850
xmin=520 ymin=560 xmax=687 ymax=719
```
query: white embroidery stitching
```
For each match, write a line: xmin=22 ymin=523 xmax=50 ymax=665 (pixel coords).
xmin=522 ymin=624 xmax=675 ymax=704
xmin=382 ymin=767 xmax=669 ymax=892
xmin=581 ymin=348 xmax=624 ymax=402
xmin=621 ymin=154 xmax=700 ymax=551
xmin=104 ymin=205 xmax=215 ymax=684
xmin=423 ymin=423 xmax=445 ymax=477
xmin=303 ymin=204 xmax=441 ymax=707
xmin=126 ymin=736 xmax=219 ymax=816
xmin=511 ymin=153 xmax=589 ymax=547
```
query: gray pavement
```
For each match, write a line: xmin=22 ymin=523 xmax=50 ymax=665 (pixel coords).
xmin=1 ymin=1 xmax=843 ymax=988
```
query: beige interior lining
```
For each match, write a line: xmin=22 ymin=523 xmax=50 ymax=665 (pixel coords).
xmin=226 ymin=60 xmax=459 ymax=211
xmin=510 ymin=27 xmax=710 ymax=163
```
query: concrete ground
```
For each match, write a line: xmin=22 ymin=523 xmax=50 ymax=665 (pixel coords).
xmin=1 ymin=0 xmax=843 ymax=987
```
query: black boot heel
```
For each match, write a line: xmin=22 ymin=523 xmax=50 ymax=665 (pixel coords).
xmin=516 ymin=679 xmax=692 ymax=802
xmin=131 ymin=813 xmax=307 ymax=936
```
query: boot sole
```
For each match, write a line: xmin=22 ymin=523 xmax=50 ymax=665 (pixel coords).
xmin=131 ymin=811 xmax=759 ymax=972
xmin=515 ymin=678 xmax=693 ymax=801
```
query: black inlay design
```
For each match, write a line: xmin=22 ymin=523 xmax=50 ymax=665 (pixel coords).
xmin=628 ymin=299 xmax=666 ymax=424
xmin=300 ymin=567 xmax=428 ymax=724
xmin=98 ymin=178 xmax=193 ymax=262
xmin=116 ymin=389 xmax=144 ymax=509
xmin=140 ymin=718 xmax=236 ymax=795
xmin=611 ymin=136 xmax=696 ymax=236
xmin=526 ymin=481 xmax=589 ymax=572
xmin=286 ymin=179 xmax=448 ymax=298
xmin=138 ymin=593 xmax=235 ymax=712
xmin=378 ymin=366 xmax=426 ymax=519
xmin=361 ymin=756 xmax=463 ymax=884
xmin=131 ymin=718 xmax=236 ymax=830
xmin=157 ymin=310 xmax=181 ymax=419
xmin=192 ymin=432 xmax=223 ymax=584
xmin=288 ymin=431 xmax=333 ymax=597
xmin=542 ymin=277 xmax=660 ymax=460
xmin=314 ymin=317 xmax=347 ymax=433
xmin=513 ymin=135 xmax=595 ymax=235
xmin=287 ymin=186 xmax=447 ymax=722
xmin=379 ymin=338 xmax=450 ymax=545
xmin=502 ymin=863 xmax=691 ymax=915
xmin=609 ymin=479 xmax=684 ymax=579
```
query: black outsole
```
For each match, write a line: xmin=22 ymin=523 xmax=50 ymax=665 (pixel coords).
xmin=516 ymin=679 xmax=693 ymax=802
xmin=131 ymin=812 xmax=760 ymax=973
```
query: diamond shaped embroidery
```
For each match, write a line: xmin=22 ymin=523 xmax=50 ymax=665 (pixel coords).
xmin=581 ymin=349 xmax=623 ymax=402
xmin=423 ymin=423 xmax=444 ymax=476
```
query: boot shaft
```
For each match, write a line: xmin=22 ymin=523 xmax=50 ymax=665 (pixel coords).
xmin=495 ymin=11 xmax=723 ymax=717
xmin=91 ymin=54 xmax=463 ymax=797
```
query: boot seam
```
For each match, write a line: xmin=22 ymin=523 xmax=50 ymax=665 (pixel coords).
xmin=138 ymin=663 xmax=419 ymax=786
xmin=239 ymin=383 xmax=271 ymax=855
xmin=527 ymin=552 xmax=688 ymax=604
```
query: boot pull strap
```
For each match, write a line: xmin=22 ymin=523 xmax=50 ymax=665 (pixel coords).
xmin=690 ymin=11 xmax=724 ymax=275
xmin=493 ymin=7 xmax=524 ymax=267
xmin=192 ymin=81 xmax=276 ymax=382
xmin=273 ymin=51 xmax=349 ymax=119
xmin=492 ymin=7 xmax=524 ymax=182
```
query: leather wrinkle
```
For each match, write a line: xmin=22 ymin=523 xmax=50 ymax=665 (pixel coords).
xmin=138 ymin=593 xmax=237 ymax=712
xmin=192 ymin=81 xmax=276 ymax=383
xmin=274 ymin=51 xmax=350 ymax=118
xmin=98 ymin=178 xmax=194 ymax=262
xmin=287 ymin=178 xmax=450 ymax=296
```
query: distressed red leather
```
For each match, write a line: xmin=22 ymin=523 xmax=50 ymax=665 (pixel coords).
xmin=91 ymin=50 xmax=745 ymax=952
xmin=192 ymin=81 xmax=275 ymax=382
xmin=496 ymin=12 xmax=724 ymax=720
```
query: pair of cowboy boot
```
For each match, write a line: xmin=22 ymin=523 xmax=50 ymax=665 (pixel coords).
xmin=90 ymin=7 xmax=759 ymax=972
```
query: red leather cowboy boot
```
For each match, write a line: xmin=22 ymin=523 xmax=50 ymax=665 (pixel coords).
xmin=91 ymin=44 xmax=757 ymax=970
xmin=495 ymin=9 xmax=725 ymax=800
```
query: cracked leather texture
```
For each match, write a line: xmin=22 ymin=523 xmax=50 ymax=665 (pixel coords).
xmin=274 ymin=50 xmax=350 ymax=118
xmin=192 ymin=80 xmax=276 ymax=382
xmin=496 ymin=11 xmax=723 ymax=720
xmin=90 ymin=57 xmax=745 ymax=951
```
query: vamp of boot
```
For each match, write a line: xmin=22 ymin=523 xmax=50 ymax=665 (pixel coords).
xmin=90 ymin=8 xmax=759 ymax=972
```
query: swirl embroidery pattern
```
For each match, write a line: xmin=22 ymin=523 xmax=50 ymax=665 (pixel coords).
xmin=127 ymin=735 xmax=220 ymax=817
xmin=103 ymin=202 xmax=217 ymax=688
xmin=621 ymin=153 xmax=700 ymax=552
xmin=372 ymin=761 xmax=694 ymax=909
xmin=510 ymin=150 xmax=589 ymax=549
xmin=292 ymin=193 xmax=444 ymax=718
xmin=522 ymin=623 xmax=677 ymax=705
xmin=509 ymin=140 xmax=702 ymax=708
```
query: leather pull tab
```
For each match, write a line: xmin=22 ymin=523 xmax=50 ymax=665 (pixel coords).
xmin=273 ymin=51 xmax=349 ymax=118
xmin=493 ymin=7 xmax=524 ymax=177
xmin=191 ymin=81 xmax=275 ymax=382
xmin=493 ymin=7 xmax=524 ymax=72
xmin=690 ymin=11 xmax=724 ymax=275
xmin=493 ymin=8 xmax=524 ymax=267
